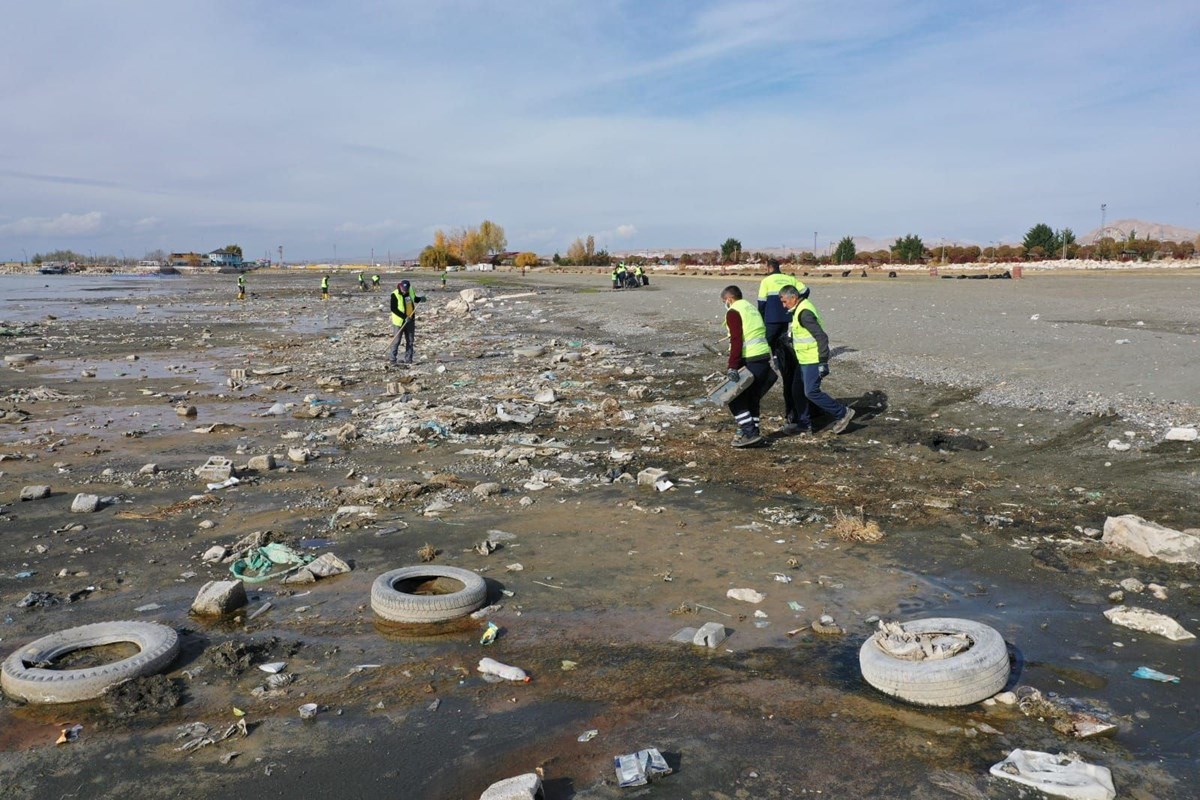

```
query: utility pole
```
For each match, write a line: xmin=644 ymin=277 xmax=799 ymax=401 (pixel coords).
xmin=813 ymin=231 xmax=817 ymax=256
xmin=370 ymin=247 xmax=374 ymax=266
xmin=278 ymin=245 xmax=283 ymax=267
xmin=1100 ymin=203 xmax=1107 ymax=260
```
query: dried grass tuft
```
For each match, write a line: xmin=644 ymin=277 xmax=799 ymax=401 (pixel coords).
xmin=417 ymin=543 xmax=438 ymax=562
xmin=830 ymin=507 xmax=884 ymax=542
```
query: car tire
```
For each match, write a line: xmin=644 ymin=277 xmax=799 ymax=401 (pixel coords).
xmin=371 ymin=566 xmax=487 ymax=623
xmin=859 ymin=617 xmax=1010 ymax=707
xmin=2 ymin=621 xmax=180 ymax=704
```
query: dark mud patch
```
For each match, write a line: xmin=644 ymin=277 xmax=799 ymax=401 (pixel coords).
xmin=103 ymin=675 xmax=183 ymax=717
xmin=910 ymin=430 xmax=990 ymax=452
xmin=203 ymin=637 xmax=303 ymax=678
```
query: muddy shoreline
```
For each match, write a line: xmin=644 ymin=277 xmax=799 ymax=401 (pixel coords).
xmin=1 ymin=271 xmax=1197 ymax=799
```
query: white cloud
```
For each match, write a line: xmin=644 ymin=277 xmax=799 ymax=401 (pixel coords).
xmin=132 ymin=216 xmax=161 ymax=231
xmin=0 ymin=211 xmax=103 ymax=237
xmin=615 ymin=224 xmax=637 ymax=239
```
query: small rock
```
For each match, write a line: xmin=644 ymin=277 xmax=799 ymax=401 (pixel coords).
xmin=198 ymin=520 xmax=216 ymax=530
xmin=1108 ymin=590 xmax=1125 ymax=602
xmin=70 ymin=493 xmax=101 ymax=513
xmin=1147 ymin=582 xmax=1169 ymax=600
xmin=139 ymin=463 xmax=159 ymax=475
xmin=287 ymin=448 xmax=311 ymax=464
xmin=191 ymin=579 xmax=248 ymax=616
xmin=1119 ymin=577 xmax=1144 ymax=593
xmin=637 ymin=467 xmax=671 ymax=487
xmin=993 ymin=691 xmax=1018 ymax=705
xmin=1107 ymin=439 xmax=1131 ymax=452
xmin=727 ymin=588 xmax=765 ymax=603
xmin=1164 ymin=427 xmax=1199 ymax=442
xmin=693 ymin=622 xmax=728 ymax=648
xmin=533 ymin=388 xmax=557 ymax=404
xmin=20 ymin=485 xmax=51 ymax=501
xmin=176 ymin=405 xmax=198 ymax=417
xmin=202 ymin=545 xmax=229 ymax=563
xmin=81 ymin=369 xmax=96 ymax=378
xmin=473 ymin=482 xmax=503 ymax=498
xmin=247 ymin=454 xmax=276 ymax=471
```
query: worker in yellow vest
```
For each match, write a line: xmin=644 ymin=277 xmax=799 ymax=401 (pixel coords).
xmin=388 ymin=280 xmax=425 ymax=365
xmin=721 ymin=285 xmax=774 ymax=447
xmin=237 ymin=273 xmax=246 ymax=301
xmin=757 ymin=258 xmax=801 ymax=433
xmin=321 ymin=274 xmax=330 ymax=300
xmin=371 ymin=274 xmax=381 ymax=291
xmin=778 ymin=284 xmax=855 ymax=435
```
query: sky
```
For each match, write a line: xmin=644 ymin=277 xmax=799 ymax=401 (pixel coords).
xmin=2 ymin=0 xmax=1198 ymax=261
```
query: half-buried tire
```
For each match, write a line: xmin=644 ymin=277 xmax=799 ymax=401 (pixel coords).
xmin=859 ymin=617 xmax=1010 ymax=707
xmin=371 ymin=566 xmax=487 ymax=623
xmin=2 ymin=621 xmax=180 ymax=704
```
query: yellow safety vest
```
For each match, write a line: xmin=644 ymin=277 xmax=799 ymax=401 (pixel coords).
xmin=321 ymin=277 xmax=329 ymax=290
xmin=789 ymin=299 xmax=825 ymax=364
xmin=757 ymin=272 xmax=800 ymax=300
xmin=390 ymin=288 xmax=417 ymax=327
xmin=725 ymin=298 xmax=770 ymax=359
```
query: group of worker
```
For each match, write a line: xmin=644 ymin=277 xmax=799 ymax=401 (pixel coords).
xmin=610 ymin=263 xmax=648 ymax=289
xmin=318 ymin=272 xmax=382 ymax=300
xmin=721 ymin=259 xmax=855 ymax=447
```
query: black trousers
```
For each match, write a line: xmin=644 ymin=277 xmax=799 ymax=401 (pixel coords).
xmin=729 ymin=358 xmax=773 ymax=428
xmin=765 ymin=323 xmax=798 ymax=423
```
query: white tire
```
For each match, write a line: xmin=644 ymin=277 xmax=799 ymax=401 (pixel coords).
xmin=2 ymin=621 xmax=180 ymax=704
xmin=859 ymin=617 xmax=1010 ymax=707
xmin=371 ymin=566 xmax=487 ymax=623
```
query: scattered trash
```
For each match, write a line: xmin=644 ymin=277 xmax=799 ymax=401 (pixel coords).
xmin=480 ymin=622 xmax=499 ymax=646
xmin=298 ymin=703 xmax=319 ymax=720
xmin=560 ymin=660 xmax=578 ymax=671
xmin=1104 ymin=605 xmax=1195 ymax=641
xmin=614 ymin=747 xmax=673 ymax=788
xmin=812 ymin=615 xmax=844 ymax=635
xmin=773 ymin=574 xmax=792 ymax=584
xmin=787 ymin=601 xmax=804 ymax=612
xmin=872 ymin=620 xmax=969 ymax=660
xmin=257 ymin=662 xmax=286 ymax=674
xmin=1131 ymin=666 xmax=1180 ymax=683
xmin=477 ymin=657 xmax=529 ymax=683
xmin=726 ymin=588 xmax=764 ymax=604
xmin=56 ymin=724 xmax=83 ymax=745
xmin=989 ymin=749 xmax=1115 ymax=800
xmin=577 ymin=729 xmax=599 ymax=742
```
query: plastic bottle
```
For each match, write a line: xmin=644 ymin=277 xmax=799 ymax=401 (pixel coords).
xmin=477 ymin=657 xmax=530 ymax=682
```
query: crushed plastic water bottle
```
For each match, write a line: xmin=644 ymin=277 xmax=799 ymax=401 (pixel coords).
xmin=477 ymin=657 xmax=529 ymax=683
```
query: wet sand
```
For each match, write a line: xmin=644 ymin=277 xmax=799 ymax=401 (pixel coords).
xmin=1 ymin=269 xmax=1197 ymax=799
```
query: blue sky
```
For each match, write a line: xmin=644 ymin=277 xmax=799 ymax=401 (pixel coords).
xmin=2 ymin=0 xmax=1197 ymax=261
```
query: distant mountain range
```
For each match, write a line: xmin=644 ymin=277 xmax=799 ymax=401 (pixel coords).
xmin=1080 ymin=218 xmax=1198 ymax=244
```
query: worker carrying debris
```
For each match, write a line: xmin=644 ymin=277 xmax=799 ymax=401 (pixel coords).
xmin=778 ymin=284 xmax=855 ymax=435
xmin=721 ymin=285 xmax=775 ymax=447
xmin=388 ymin=279 xmax=425 ymax=365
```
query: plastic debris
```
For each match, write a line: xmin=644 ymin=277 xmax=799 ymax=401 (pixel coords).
xmin=56 ymin=724 xmax=83 ymax=745
xmin=298 ymin=703 xmax=319 ymax=720
xmin=480 ymin=622 xmax=499 ymax=646
xmin=258 ymin=662 xmax=286 ymax=674
xmin=478 ymin=657 xmax=529 ymax=682
xmin=1131 ymin=666 xmax=1180 ymax=683
xmin=726 ymin=588 xmax=764 ymax=604
xmin=989 ymin=749 xmax=1115 ymax=800
xmin=577 ymin=729 xmax=599 ymax=742
xmin=614 ymin=747 xmax=672 ymax=788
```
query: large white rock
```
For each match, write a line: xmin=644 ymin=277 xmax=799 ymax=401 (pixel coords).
xmin=479 ymin=772 xmax=543 ymax=800
xmin=70 ymin=493 xmax=101 ymax=513
xmin=459 ymin=287 xmax=490 ymax=304
xmin=1104 ymin=605 xmax=1195 ymax=641
xmin=191 ymin=579 xmax=248 ymax=616
xmin=1164 ymin=427 xmax=1198 ymax=442
xmin=1102 ymin=515 xmax=1200 ymax=565
xmin=445 ymin=298 xmax=473 ymax=315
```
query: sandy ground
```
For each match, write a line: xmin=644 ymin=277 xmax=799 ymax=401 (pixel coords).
xmin=0 ymin=269 xmax=1197 ymax=799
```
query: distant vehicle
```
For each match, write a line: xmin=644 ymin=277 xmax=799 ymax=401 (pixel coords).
xmin=38 ymin=265 xmax=67 ymax=275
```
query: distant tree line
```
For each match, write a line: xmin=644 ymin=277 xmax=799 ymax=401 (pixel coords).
xmin=419 ymin=220 xmax=507 ymax=269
